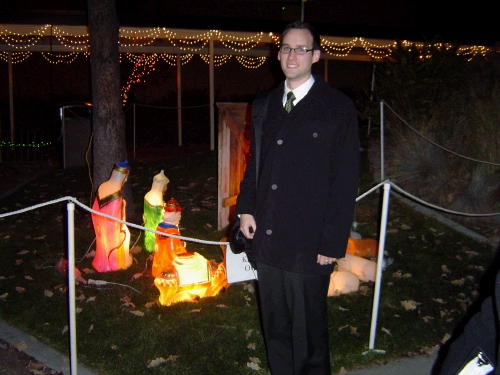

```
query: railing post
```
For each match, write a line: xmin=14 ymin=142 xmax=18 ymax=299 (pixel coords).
xmin=67 ymin=202 xmax=78 ymax=375
xmin=368 ymin=181 xmax=391 ymax=350
xmin=380 ymin=100 xmax=385 ymax=181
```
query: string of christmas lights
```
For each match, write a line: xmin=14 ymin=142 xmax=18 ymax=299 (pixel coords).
xmin=199 ymin=53 xmax=232 ymax=66
xmin=41 ymin=51 xmax=80 ymax=64
xmin=0 ymin=51 xmax=32 ymax=63
xmin=159 ymin=53 xmax=194 ymax=66
xmin=0 ymin=25 xmax=495 ymax=65
xmin=235 ymin=55 xmax=266 ymax=69
xmin=121 ymin=54 xmax=159 ymax=105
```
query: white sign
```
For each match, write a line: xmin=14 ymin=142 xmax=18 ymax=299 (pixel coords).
xmin=225 ymin=245 xmax=257 ymax=283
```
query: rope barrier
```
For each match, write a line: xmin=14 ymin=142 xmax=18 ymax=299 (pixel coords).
xmin=0 ymin=196 xmax=228 ymax=246
xmin=128 ymin=103 xmax=210 ymax=110
xmin=383 ymin=102 xmax=500 ymax=167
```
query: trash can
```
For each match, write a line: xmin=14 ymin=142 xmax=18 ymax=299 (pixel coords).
xmin=60 ymin=102 xmax=92 ymax=169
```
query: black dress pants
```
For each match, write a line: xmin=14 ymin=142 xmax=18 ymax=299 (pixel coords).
xmin=257 ymin=261 xmax=331 ymax=375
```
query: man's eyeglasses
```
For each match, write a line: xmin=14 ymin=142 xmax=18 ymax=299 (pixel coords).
xmin=279 ymin=46 xmax=314 ymax=55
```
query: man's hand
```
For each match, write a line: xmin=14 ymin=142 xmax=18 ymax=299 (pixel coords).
xmin=317 ymin=254 xmax=336 ymax=266
xmin=240 ymin=214 xmax=256 ymax=239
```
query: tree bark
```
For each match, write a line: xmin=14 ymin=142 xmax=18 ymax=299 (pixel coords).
xmin=87 ymin=0 xmax=136 ymax=218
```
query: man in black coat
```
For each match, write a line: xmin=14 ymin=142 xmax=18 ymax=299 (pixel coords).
xmin=236 ymin=21 xmax=360 ymax=375
xmin=436 ymin=247 xmax=500 ymax=375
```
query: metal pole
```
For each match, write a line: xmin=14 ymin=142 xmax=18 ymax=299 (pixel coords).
xmin=177 ymin=54 xmax=183 ymax=147
xmin=8 ymin=52 xmax=14 ymax=146
xmin=380 ymin=100 xmax=384 ymax=181
xmin=67 ymin=202 xmax=78 ymax=375
xmin=133 ymin=103 xmax=136 ymax=160
xmin=368 ymin=181 xmax=391 ymax=350
xmin=209 ymin=38 xmax=215 ymax=151
xmin=367 ymin=63 xmax=376 ymax=135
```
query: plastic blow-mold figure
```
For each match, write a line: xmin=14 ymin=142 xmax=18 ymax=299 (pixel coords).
xmin=91 ymin=161 xmax=133 ymax=272
xmin=152 ymin=198 xmax=229 ymax=305
xmin=143 ymin=170 xmax=169 ymax=252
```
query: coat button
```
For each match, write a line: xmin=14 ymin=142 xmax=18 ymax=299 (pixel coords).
xmin=271 ymin=184 xmax=277 ymax=190
xmin=277 ymin=139 xmax=283 ymax=145
xmin=266 ymin=229 xmax=272 ymax=235
xmin=313 ymin=132 xmax=318 ymax=138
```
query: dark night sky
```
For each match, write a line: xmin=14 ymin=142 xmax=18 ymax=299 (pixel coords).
xmin=1 ymin=0 xmax=499 ymax=46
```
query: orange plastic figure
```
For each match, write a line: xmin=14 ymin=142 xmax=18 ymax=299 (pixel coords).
xmin=346 ymin=237 xmax=378 ymax=258
xmin=152 ymin=198 xmax=229 ymax=306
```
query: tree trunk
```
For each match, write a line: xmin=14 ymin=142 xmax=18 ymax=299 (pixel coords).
xmin=87 ymin=0 xmax=136 ymax=218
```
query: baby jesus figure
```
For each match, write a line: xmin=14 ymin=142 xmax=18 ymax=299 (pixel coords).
xmin=152 ymin=198 xmax=229 ymax=306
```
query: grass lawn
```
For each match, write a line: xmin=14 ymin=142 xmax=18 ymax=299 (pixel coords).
xmin=0 ymin=145 xmax=497 ymax=374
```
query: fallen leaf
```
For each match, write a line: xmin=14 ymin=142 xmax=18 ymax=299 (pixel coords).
xmin=0 ymin=293 xmax=7 ymax=300
xmin=25 ymin=275 xmax=34 ymax=280
xmin=247 ymin=342 xmax=256 ymax=350
xmin=17 ymin=250 xmax=29 ymax=255
xmin=28 ymin=360 xmax=46 ymax=375
xmin=130 ymin=246 xmax=142 ymax=255
xmin=247 ymin=362 xmax=261 ymax=370
xmin=111 ymin=345 xmax=118 ymax=350
xmin=401 ymin=273 xmax=412 ymax=278
xmin=130 ymin=310 xmax=144 ymax=317
xmin=15 ymin=287 xmax=26 ymax=293
xmin=190 ymin=309 xmax=201 ymax=313
xmin=463 ymin=250 xmax=479 ymax=258
xmin=75 ymin=308 xmax=82 ymax=314
xmin=131 ymin=273 xmax=143 ymax=280
xmin=246 ymin=329 xmax=253 ymax=339
xmin=62 ymin=326 xmax=68 ymax=334
xmin=86 ymin=250 xmax=95 ymax=258
xmin=451 ymin=278 xmax=465 ymax=286
xmin=249 ymin=357 xmax=261 ymax=364
xmin=216 ymin=304 xmax=228 ymax=308
xmin=147 ymin=357 xmax=166 ymax=368
xmin=82 ymin=268 xmax=95 ymax=274
xmin=386 ymin=229 xmax=399 ymax=233
xmin=338 ymin=325 xmax=348 ymax=331
xmin=243 ymin=283 xmax=254 ymax=293
xmin=44 ymin=290 xmax=53 ymax=297
xmin=433 ymin=298 xmax=446 ymax=304
xmin=422 ymin=316 xmax=434 ymax=323
xmin=167 ymin=355 xmax=179 ymax=362
xmin=339 ymin=306 xmax=349 ymax=311
xmin=88 ymin=325 xmax=93 ymax=333
xmin=350 ymin=326 xmax=359 ymax=337
xmin=392 ymin=270 xmax=402 ymax=278
xmin=15 ymin=259 xmax=24 ymax=266
xmin=441 ymin=265 xmax=451 ymax=273
xmin=145 ymin=302 xmax=155 ymax=308
xmin=400 ymin=300 xmax=421 ymax=310
xmin=12 ymin=341 xmax=27 ymax=351
xmin=381 ymin=327 xmax=392 ymax=336
xmin=86 ymin=296 xmax=96 ymax=303
xmin=76 ymin=294 xmax=85 ymax=301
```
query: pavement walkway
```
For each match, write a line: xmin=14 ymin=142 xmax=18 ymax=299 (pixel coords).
xmin=0 ymin=320 xmax=98 ymax=375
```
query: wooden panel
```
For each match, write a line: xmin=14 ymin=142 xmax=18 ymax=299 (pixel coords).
xmin=217 ymin=102 xmax=252 ymax=231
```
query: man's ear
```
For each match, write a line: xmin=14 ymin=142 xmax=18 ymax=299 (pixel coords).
xmin=312 ymin=49 xmax=321 ymax=63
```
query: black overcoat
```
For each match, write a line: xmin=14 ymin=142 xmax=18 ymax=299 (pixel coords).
xmin=236 ymin=77 xmax=360 ymax=275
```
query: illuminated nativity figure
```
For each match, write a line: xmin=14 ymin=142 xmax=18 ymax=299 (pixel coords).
xmin=152 ymin=198 xmax=229 ymax=306
xmin=143 ymin=170 xmax=170 ymax=253
xmin=91 ymin=160 xmax=133 ymax=272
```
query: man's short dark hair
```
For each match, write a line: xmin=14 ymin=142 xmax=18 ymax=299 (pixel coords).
xmin=281 ymin=21 xmax=321 ymax=51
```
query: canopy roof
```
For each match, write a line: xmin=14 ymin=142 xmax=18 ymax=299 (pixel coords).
xmin=0 ymin=24 xmax=492 ymax=65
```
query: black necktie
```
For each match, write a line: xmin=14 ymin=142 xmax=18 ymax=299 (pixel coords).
xmin=284 ymin=91 xmax=295 ymax=113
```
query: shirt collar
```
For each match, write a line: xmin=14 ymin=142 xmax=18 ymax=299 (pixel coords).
xmin=283 ymin=75 xmax=315 ymax=106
